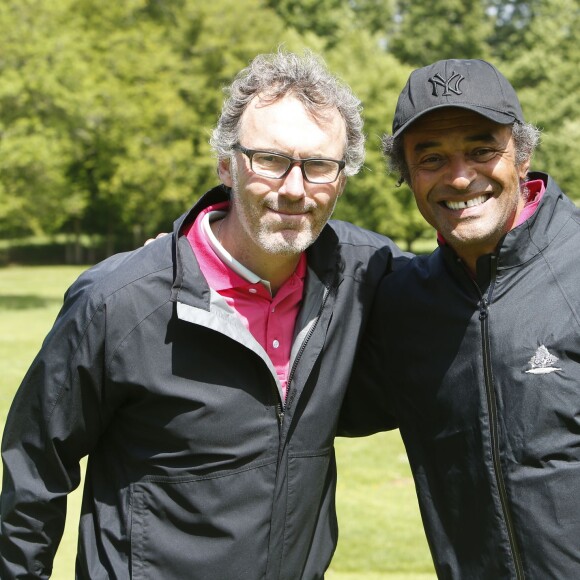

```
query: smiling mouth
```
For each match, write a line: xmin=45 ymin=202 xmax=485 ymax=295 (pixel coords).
xmin=268 ymin=209 xmax=309 ymax=219
xmin=444 ymin=195 xmax=489 ymax=210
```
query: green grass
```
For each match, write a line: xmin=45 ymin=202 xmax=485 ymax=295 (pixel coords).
xmin=331 ymin=434 xmax=435 ymax=577
xmin=0 ymin=265 xmax=436 ymax=579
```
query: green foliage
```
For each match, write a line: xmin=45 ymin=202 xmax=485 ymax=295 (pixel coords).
xmin=325 ymin=34 xmax=402 ymax=235
xmin=349 ymin=0 xmax=398 ymax=36
xmin=390 ymin=0 xmax=493 ymax=66
xmin=486 ymin=0 xmax=539 ymax=57
xmin=0 ymin=0 xmax=578 ymax=255
xmin=265 ymin=0 xmax=351 ymax=47
xmin=538 ymin=120 xmax=580 ymax=204
xmin=324 ymin=33 xmax=434 ymax=245
xmin=499 ymin=0 xmax=580 ymax=200
xmin=0 ymin=0 xmax=292 ymax=248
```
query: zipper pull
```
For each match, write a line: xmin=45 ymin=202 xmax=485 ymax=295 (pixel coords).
xmin=276 ymin=403 xmax=284 ymax=425
xmin=479 ymin=298 xmax=489 ymax=320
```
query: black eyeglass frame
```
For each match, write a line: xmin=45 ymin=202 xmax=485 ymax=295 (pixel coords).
xmin=232 ymin=144 xmax=346 ymax=184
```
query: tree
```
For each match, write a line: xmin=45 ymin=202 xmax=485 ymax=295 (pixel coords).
xmin=264 ymin=0 xmax=351 ymax=47
xmin=349 ymin=0 xmax=398 ymax=36
xmin=0 ymin=0 xmax=87 ymax=238
xmin=502 ymin=0 xmax=580 ymax=200
xmin=486 ymin=0 xmax=539 ymax=59
xmin=0 ymin=0 xmax=297 ymax=256
xmin=389 ymin=0 xmax=493 ymax=66
xmin=2 ymin=0 xmax=578 ymax=258
xmin=325 ymin=30 xmax=434 ymax=249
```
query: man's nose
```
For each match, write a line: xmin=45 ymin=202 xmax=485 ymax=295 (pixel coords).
xmin=446 ymin=155 xmax=477 ymax=190
xmin=278 ymin=164 xmax=306 ymax=198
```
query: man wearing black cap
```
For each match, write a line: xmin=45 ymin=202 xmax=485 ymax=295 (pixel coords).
xmin=341 ymin=59 xmax=580 ymax=578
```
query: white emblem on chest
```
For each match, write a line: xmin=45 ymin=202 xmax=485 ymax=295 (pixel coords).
xmin=526 ymin=345 xmax=562 ymax=374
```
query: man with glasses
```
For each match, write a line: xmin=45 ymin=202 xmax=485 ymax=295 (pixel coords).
xmin=232 ymin=144 xmax=346 ymax=185
xmin=1 ymin=51 xmax=406 ymax=579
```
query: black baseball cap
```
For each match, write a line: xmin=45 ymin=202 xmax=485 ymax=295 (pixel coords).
xmin=392 ymin=59 xmax=525 ymax=137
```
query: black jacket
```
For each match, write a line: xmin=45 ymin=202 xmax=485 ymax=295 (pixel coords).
xmin=342 ymin=173 xmax=580 ymax=579
xmin=0 ymin=185 xmax=406 ymax=579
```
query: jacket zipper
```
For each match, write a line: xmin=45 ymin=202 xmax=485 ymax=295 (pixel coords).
xmin=473 ymin=257 xmax=525 ymax=580
xmin=276 ymin=402 xmax=284 ymax=425
xmin=276 ymin=284 xmax=331 ymax=426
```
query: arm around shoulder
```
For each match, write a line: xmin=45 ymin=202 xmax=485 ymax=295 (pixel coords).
xmin=338 ymin=291 xmax=398 ymax=437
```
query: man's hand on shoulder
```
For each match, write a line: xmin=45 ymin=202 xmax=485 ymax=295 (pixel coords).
xmin=144 ymin=233 xmax=169 ymax=246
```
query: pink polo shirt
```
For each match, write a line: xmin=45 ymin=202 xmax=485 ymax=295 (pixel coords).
xmin=514 ymin=179 xmax=545 ymax=227
xmin=184 ymin=202 xmax=307 ymax=400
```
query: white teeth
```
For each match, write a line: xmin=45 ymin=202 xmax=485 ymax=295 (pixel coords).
xmin=445 ymin=195 xmax=488 ymax=210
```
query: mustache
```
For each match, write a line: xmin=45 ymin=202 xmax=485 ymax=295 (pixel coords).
xmin=264 ymin=199 xmax=317 ymax=213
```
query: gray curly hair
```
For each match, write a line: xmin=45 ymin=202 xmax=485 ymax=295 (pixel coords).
xmin=382 ymin=121 xmax=541 ymax=185
xmin=210 ymin=50 xmax=365 ymax=176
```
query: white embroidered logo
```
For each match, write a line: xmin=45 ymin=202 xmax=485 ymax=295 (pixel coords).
xmin=525 ymin=345 xmax=562 ymax=374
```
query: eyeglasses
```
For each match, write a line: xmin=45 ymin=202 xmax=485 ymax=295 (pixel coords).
xmin=233 ymin=144 xmax=346 ymax=184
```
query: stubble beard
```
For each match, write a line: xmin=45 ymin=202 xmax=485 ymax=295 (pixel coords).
xmin=230 ymin=165 xmax=337 ymax=257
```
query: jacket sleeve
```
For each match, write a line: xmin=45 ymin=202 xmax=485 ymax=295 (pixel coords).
xmin=337 ymin=286 xmax=398 ymax=437
xmin=0 ymin=276 xmax=109 ymax=578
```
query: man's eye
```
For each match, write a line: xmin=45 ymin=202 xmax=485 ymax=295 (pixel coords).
xmin=470 ymin=148 xmax=497 ymax=162
xmin=256 ymin=154 xmax=282 ymax=165
xmin=418 ymin=155 xmax=444 ymax=169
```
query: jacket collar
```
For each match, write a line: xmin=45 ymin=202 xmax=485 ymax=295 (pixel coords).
xmin=498 ymin=172 xmax=570 ymax=269
xmin=169 ymin=184 xmax=343 ymax=306
xmin=170 ymin=185 xmax=231 ymax=308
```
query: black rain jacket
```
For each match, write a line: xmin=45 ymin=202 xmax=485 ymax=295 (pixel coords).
xmin=342 ymin=173 xmax=580 ymax=579
xmin=0 ymin=185 xmax=406 ymax=579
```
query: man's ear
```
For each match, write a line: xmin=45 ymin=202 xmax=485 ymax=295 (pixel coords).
xmin=337 ymin=174 xmax=347 ymax=197
xmin=218 ymin=158 xmax=233 ymax=187
xmin=518 ymin=157 xmax=531 ymax=181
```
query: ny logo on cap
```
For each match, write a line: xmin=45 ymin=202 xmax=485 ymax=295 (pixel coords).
xmin=428 ymin=72 xmax=465 ymax=97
